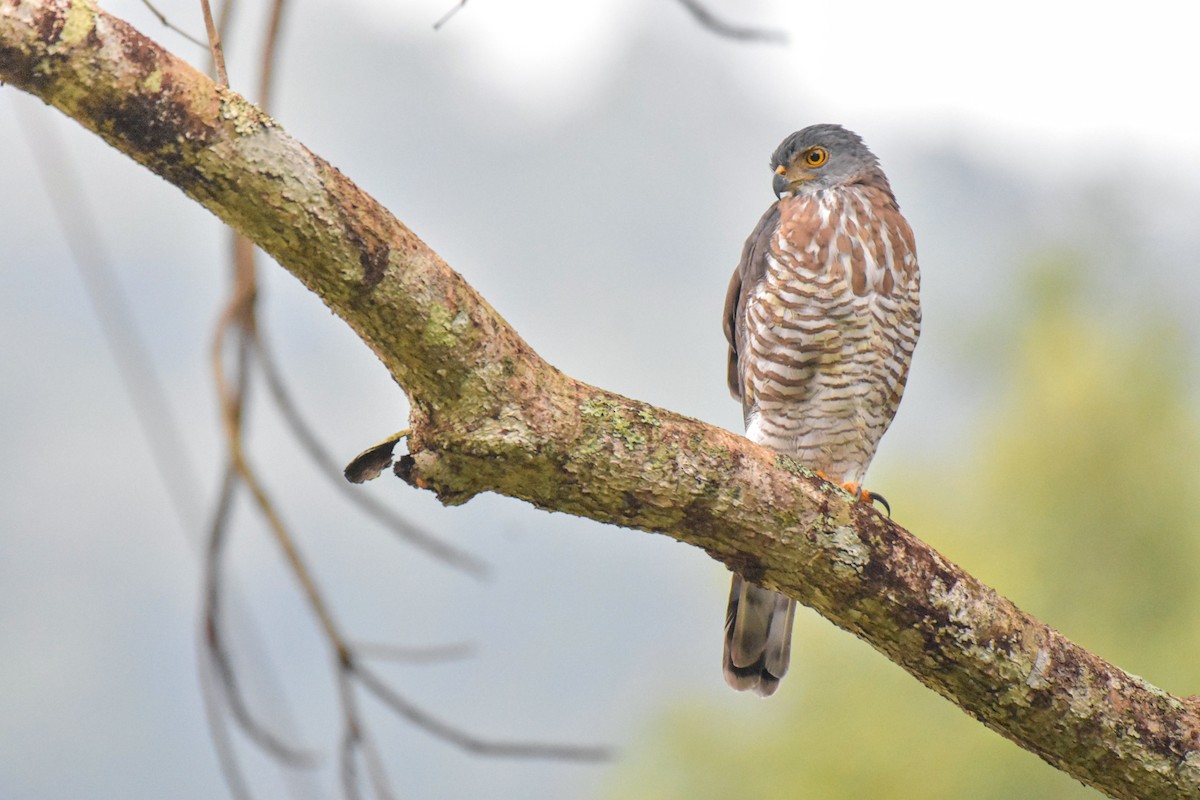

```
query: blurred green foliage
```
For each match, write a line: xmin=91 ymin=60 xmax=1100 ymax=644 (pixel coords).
xmin=608 ymin=259 xmax=1200 ymax=799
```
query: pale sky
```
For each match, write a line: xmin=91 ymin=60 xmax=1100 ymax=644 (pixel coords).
xmin=355 ymin=0 xmax=1200 ymax=172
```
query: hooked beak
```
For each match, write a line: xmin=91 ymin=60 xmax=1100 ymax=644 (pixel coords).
xmin=773 ymin=164 xmax=816 ymax=198
xmin=772 ymin=170 xmax=791 ymax=198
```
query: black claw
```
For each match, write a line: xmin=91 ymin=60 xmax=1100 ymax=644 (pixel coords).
xmin=869 ymin=491 xmax=891 ymax=517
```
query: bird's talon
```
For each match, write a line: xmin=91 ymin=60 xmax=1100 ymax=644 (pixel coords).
xmin=867 ymin=491 xmax=892 ymax=517
xmin=836 ymin=480 xmax=892 ymax=517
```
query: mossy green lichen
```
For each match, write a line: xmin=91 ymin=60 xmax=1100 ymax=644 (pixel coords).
xmin=422 ymin=303 xmax=467 ymax=349
xmin=774 ymin=453 xmax=816 ymax=479
xmin=579 ymin=397 xmax=651 ymax=450
xmin=579 ymin=397 xmax=618 ymax=419
xmin=637 ymin=408 xmax=661 ymax=428
xmin=689 ymin=433 xmax=732 ymax=463
xmin=59 ymin=0 xmax=96 ymax=48
xmin=773 ymin=509 xmax=802 ymax=529
xmin=219 ymin=95 xmax=276 ymax=136
xmin=141 ymin=66 xmax=163 ymax=94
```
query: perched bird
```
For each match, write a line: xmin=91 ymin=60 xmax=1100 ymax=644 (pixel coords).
xmin=721 ymin=124 xmax=921 ymax=696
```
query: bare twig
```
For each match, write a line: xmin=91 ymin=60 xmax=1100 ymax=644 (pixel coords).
xmin=212 ymin=360 xmax=344 ymax=671
xmin=337 ymin=668 xmax=366 ymax=800
xmin=257 ymin=0 xmax=286 ymax=108
xmin=210 ymin=249 xmax=346 ymax=716
xmin=432 ymin=0 xmax=787 ymax=43
xmin=673 ymin=0 xmax=788 ymax=44
xmin=202 ymin=457 xmax=318 ymax=766
xmin=353 ymin=641 xmax=475 ymax=663
xmin=355 ymin=662 xmax=611 ymax=761
xmin=204 ymin=232 xmax=321 ymax=769
xmin=356 ymin=722 xmax=396 ymax=800
xmin=338 ymin=734 xmax=362 ymax=800
xmin=198 ymin=629 xmax=255 ymax=800
xmin=138 ymin=0 xmax=208 ymax=47
xmin=215 ymin=0 xmax=235 ymax=52
xmin=198 ymin=0 xmax=229 ymax=85
xmin=433 ymin=0 xmax=467 ymax=30
xmin=337 ymin=668 xmax=396 ymax=800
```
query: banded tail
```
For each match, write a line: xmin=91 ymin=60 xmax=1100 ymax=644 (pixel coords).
xmin=722 ymin=574 xmax=796 ymax=697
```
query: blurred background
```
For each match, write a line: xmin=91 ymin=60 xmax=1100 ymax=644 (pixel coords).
xmin=3 ymin=0 xmax=1200 ymax=797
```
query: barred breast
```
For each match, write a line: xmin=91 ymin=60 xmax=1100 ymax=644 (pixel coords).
xmin=734 ymin=185 xmax=920 ymax=483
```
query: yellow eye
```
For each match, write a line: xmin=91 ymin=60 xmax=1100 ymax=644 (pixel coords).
xmin=804 ymin=147 xmax=828 ymax=167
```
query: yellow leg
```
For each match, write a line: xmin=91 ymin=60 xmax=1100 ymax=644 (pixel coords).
xmin=815 ymin=473 xmax=891 ymax=517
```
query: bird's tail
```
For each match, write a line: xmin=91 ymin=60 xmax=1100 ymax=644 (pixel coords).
xmin=722 ymin=574 xmax=796 ymax=697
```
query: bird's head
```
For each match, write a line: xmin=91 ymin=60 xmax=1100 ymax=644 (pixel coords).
xmin=770 ymin=124 xmax=887 ymax=199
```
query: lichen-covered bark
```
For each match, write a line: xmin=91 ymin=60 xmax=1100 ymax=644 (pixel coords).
xmin=3 ymin=2 xmax=1199 ymax=797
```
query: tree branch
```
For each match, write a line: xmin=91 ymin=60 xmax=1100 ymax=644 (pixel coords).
xmin=3 ymin=2 xmax=1199 ymax=797
xmin=672 ymin=0 xmax=788 ymax=44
